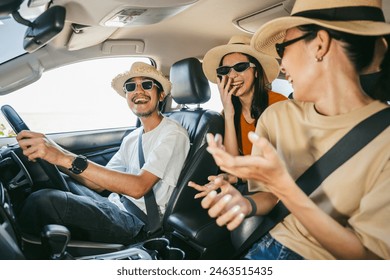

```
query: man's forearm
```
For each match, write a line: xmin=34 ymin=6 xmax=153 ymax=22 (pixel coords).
xmin=58 ymin=166 xmax=106 ymax=192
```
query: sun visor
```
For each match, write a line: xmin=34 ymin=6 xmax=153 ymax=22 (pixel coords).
xmin=233 ymin=0 xmax=294 ymax=33
xmin=0 ymin=57 xmax=42 ymax=95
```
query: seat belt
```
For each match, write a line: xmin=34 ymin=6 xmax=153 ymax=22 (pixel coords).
xmin=137 ymin=129 xmax=162 ymax=235
xmin=235 ymin=107 xmax=390 ymax=258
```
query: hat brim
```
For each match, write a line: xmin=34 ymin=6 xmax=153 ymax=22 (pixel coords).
xmin=202 ymin=43 xmax=280 ymax=84
xmin=111 ymin=70 xmax=171 ymax=98
xmin=252 ymin=16 xmax=390 ymax=58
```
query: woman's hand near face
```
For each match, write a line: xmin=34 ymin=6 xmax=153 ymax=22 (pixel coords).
xmin=217 ymin=75 xmax=238 ymax=119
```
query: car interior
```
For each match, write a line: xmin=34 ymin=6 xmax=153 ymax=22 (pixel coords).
xmin=0 ymin=0 xmax=389 ymax=260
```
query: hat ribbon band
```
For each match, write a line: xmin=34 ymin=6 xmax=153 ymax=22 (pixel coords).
xmin=293 ymin=6 xmax=385 ymax=22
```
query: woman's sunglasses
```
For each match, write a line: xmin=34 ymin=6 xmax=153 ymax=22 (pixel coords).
xmin=275 ymin=32 xmax=312 ymax=58
xmin=216 ymin=62 xmax=256 ymax=76
xmin=123 ymin=80 xmax=160 ymax=93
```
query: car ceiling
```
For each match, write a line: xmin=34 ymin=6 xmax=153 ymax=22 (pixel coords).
xmin=1 ymin=0 xmax=390 ymax=94
xmin=47 ymin=0 xmax=291 ymax=70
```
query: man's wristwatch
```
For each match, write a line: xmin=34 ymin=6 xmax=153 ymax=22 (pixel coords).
xmin=69 ymin=155 xmax=88 ymax=174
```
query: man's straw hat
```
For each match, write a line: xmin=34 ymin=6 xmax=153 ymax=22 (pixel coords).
xmin=112 ymin=62 xmax=171 ymax=98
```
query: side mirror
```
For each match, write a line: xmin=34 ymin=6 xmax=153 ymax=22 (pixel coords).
xmin=23 ymin=6 xmax=66 ymax=52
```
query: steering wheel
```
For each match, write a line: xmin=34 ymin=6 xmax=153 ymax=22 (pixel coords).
xmin=1 ymin=104 xmax=70 ymax=191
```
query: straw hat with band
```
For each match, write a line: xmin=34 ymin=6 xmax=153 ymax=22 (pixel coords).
xmin=202 ymin=35 xmax=280 ymax=84
xmin=111 ymin=62 xmax=172 ymax=98
xmin=252 ymin=0 xmax=390 ymax=58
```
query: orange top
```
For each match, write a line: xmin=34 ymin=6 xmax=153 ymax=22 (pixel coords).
xmin=240 ymin=91 xmax=287 ymax=155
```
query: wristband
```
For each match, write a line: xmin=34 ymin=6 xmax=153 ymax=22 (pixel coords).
xmin=244 ymin=195 xmax=257 ymax=217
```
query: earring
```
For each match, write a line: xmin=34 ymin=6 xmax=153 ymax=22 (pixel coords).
xmin=316 ymin=56 xmax=323 ymax=62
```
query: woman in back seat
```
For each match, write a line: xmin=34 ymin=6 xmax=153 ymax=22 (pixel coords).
xmin=202 ymin=35 xmax=286 ymax=158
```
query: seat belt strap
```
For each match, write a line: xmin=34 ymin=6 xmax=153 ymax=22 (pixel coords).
xmin=235 ymin=107 xmax=390 ymax=258
xmin=138 ymin=129 xmax=162 ymax=235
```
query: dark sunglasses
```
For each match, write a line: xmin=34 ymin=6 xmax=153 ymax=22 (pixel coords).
xmin=123 ymin=80 xmax=160 ymax=93
xmin=216 ymin=62 xmax=256 ymax=76
xmin=275 ymin=32 xmax=312 ymax=58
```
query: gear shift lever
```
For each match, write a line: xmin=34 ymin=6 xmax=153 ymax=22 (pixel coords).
xmin=41 ymin=224 xmax=72 ymax=259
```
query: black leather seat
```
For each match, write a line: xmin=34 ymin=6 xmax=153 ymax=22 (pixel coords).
xmin=163 ymin=57 xmax=234 ymax=259
xmin=230 ymin=215 xmax=264 ymax=256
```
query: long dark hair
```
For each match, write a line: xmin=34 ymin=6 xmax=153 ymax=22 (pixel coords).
xmin=298 ymin=25 xmax=390 ymax=102
xmin=221 ymin=53 xmax=269 ymax=151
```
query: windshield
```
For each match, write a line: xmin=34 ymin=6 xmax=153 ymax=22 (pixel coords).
xmin=0 ymin=16 xmax=27 ymax=64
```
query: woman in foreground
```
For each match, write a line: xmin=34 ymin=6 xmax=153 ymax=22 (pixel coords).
xmin=190 ymin=0 xmax=390 ymax=259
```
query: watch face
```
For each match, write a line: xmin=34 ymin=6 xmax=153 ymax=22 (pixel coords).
xmin=71 ymin=155 xmax=88 ymax=174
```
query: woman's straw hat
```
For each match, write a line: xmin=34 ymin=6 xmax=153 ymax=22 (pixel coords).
xmin=252 ymin=0 xmax=390 ymax=57
xmin=202 ymin=35 xmax=280 ymax=83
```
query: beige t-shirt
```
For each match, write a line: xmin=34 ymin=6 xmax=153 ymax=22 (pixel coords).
xmin=249 ymin=100 xmax=390 ymax=259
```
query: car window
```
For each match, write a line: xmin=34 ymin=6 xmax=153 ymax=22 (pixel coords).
xmin=272 ymin=78 xmax=293 ymax=97
xmin=170 ymin=82 xmax=223 ymax=112
xmin=0 ymin=2 xmax=45 ymax=64
xmin=0 ymin=57 xmax=151 ymax=136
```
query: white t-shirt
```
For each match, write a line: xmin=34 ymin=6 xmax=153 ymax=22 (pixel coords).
xmin=106 ymin=117 xmax=190 ymax=215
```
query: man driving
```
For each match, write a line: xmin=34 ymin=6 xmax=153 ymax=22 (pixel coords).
xmin=16 ymin=62 xmax=190 ymax=244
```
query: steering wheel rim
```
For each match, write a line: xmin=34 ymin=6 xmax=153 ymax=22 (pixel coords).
xmin=1 ymin=104 xmax=70 ymax=191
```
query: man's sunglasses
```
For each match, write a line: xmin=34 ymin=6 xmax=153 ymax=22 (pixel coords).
xmin=216 ymin=62 xmax=256 ymax=76
xmin=123 ymin=80 xmax=160 ymax=93
xmin=275 ymin=32 xmax=312 ymax=59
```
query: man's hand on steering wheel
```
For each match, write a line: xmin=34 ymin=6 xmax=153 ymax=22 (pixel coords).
xmin=1 ymin=104 xmax=70 ymax=191
xmin=16 ymin=130 xmax=73 ymax=169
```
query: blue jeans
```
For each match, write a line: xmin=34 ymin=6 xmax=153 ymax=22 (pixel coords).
xmin=244 ymin=233 xmax=304 ymax=260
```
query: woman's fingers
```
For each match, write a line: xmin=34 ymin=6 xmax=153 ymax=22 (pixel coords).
xmin=201 ymin=182 xmax=247 ymax=230
xmin=207 ymin=193 xmax=232 ymax=218
xmin=188 ymin=181 xmax=206 ymax=191
xmin=201 ymin=190 xmax=218 ymax=209
xmin=215 ymin=203 xmax=242 ymax=226
xmin=189 ymin=181 xmax=220 ymax=199
xmin=196 ymin=177 xmax=247 ymax=231
xmin=207 ymin=175 xmax=218 ymax=181
xmin=214 ymin=133 xmax=223 ymax=147
xmin=226 ymin=212 xmax=246 ymax=231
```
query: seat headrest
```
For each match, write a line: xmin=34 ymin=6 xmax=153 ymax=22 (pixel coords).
xmin=170 ymin=57 xmax=211 ymax=105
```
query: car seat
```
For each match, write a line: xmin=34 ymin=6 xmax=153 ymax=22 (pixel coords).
xmin=163 ymin=57 xmax=234 ymax=259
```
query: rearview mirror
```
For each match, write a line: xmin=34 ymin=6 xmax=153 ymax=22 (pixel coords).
xmin=0 ymin=0 xmax=24 ymax=17
xmin=23 ymin=5 xmax=65 ymax=52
